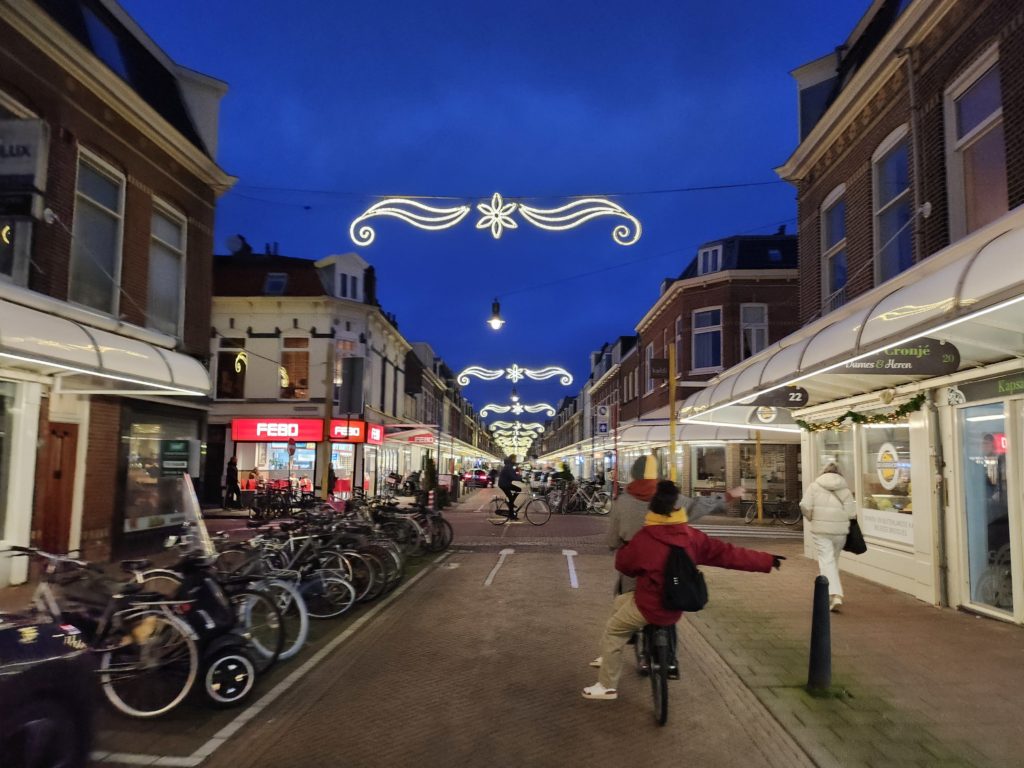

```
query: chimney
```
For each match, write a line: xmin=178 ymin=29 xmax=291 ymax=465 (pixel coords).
xmin=777 ymin=224 xmax=786 ymax=235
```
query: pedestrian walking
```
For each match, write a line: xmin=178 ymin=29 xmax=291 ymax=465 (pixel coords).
xmin=224 ymin=455 xmax=241 ymax=509
xmin=583 ymin=480 xmax=782 ymax=701
xmin=800 ymin=462 xmax=857 ymax=612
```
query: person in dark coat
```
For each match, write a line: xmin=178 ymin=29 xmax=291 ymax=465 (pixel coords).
xmin=497 ymin=455 xmax=521 ymax=519
xmin=224 ymin=456 xmax=241 ymax=509
xmin=583 ymin=481 xmax=783 ymax=700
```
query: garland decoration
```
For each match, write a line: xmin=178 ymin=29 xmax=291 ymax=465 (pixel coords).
xmin=795 ymin=393 xmax=927 ymax=432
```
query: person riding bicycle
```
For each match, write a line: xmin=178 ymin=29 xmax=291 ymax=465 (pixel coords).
xmin=583 ymin=480 xmax=783 ymax=701
xmin=498 ymin=455 xmax=522 ymax=519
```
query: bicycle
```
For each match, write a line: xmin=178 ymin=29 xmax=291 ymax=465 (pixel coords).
xmin=486 ymin=487 xmax=551 ymax=526
xmin=742 ymin=495 xmax=802 ymax=525
xmin=635 ymin=624 xmax=675 ymax=726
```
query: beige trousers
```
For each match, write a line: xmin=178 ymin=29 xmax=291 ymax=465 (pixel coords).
xmin=812 ymin=531 xmax=847 ymax=598
xmin=598 ymin=591 xmax=648 ymax=690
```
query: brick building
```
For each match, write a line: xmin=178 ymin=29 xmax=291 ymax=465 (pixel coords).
xmin=680 ymin=0 xmax=1024 ymax=621
xmin=0 ymin=0 xmax=232 ymax=583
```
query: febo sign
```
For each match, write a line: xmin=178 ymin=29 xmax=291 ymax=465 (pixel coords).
xmin=329 ymin=419 xmax=365 ymax=443
xmin=232 ymin=418 xmax=324 ymax=442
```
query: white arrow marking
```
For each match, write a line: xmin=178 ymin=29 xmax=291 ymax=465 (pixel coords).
xmin=562 ymin=549 xmax=579 ymax=589
xmin=484 ymin=548 xmax=514 ymax=586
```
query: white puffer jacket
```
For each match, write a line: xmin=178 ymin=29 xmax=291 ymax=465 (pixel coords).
xmin=800 ymin=471 xmax=857 ymax=535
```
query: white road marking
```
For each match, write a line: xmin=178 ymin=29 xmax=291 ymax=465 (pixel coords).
xmin=562 ymin=549 xmax=579 ymax=589
xmin=484 ymin=548 xmax=514 ymax=586
xmin=92 ymin=551 xmax=453 ymax=766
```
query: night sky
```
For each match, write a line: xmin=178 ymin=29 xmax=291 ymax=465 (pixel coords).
xmin=121 ymin=0 xmax=869 ymax=419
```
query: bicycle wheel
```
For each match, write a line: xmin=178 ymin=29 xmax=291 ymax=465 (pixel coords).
xmin=215 ymin=547 xmax=259 ymax=578
xmin=591 ymin=492 xmax=611 ymax=515
xmin=650 ymin=632 xmax=670 ymax=726
xmin=138 ymin=569 xmax=183 ymax=598
xmin=301 ymin=573 xmax=356 ymax=619
xmin=260 ymin=578 xmax=309 ymax=660
xmin=100 ymin=611 xmax=199 ymax=719
xmin=524 ymin=499 xmax=551 ymax=526
xmin=426 ymin=517 xmax=454 ymax=551
xmin=200 ymin=645 xmax=257 ymax=708
xmin=338 ymin=550 xmax=375 ymax=602
xmin=487 ymin=498 xmax=510 ymax=525
xmin=743 ymin=501 xmax=757 ymax=524
xmin=357 ymin=550 xmax=388 ymax=601
xmin=231 ymin=589 xmax=284 ymax=673
xmin=779 ymin=501 xmax=802 ymax=526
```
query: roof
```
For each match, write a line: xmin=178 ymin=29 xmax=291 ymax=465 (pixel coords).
xmin=678 ymin=233 xmax=797 ymax=279
xmin=37 ymin=0 xmax=210 ymax=156
xmin=212 ymin=255 xmax=329 ymax=298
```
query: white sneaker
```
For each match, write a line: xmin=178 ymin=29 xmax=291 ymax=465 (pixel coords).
xmin=582 ymin=682 xmax=617 ymax=700
xmin=829 ymin=595 xmax=843 ymax=612
xmin=589 ymin=656 xmax=602 ymax=668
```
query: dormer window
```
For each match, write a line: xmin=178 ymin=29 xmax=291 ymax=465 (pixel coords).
xmin=697 ymin=246 xmax=722 ymax=275
xmin=263 ymin=272 xmax=288 ymax=295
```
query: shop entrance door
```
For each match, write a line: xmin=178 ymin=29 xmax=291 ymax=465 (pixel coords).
xmin=959 ymin=403 xmax=1013 ymax=612
xmin=33 ymin=422 xmax=78 ymax=554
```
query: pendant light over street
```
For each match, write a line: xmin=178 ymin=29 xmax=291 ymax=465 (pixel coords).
xmin=488 ymin=298 xmax=505 ymax=330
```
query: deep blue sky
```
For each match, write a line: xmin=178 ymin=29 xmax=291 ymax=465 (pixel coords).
xmin=122 ymin=0 xmax=869 ymax=416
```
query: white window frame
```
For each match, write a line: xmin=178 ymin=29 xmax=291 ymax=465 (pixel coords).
xmin=944 ymin=43 xmax=1004 ymax=240
xmin=279 ymin=336 xmax=311 ymax=401
xmin=739 ymin=303 xmax=769 ymax=360
xmin=820 ymin=183 xmax=847 ymax=312
xmin=675 ymin=315 xmax=683 ymax=373
xmin=691 ymin=305 xmax=723 ymax=373
xmin=644 ymin=342 xmax=655 ymax=394
xmin=70 ymin=147 xmax=125 ymax=316
xmin=697 ymin=245 xmax=722 ymax=275
xmin=214 ymin=336 xmax=247 ymax=401
xmin=147 ymin=198 xmax=186 ymax=338
xmin=872 ymin=124 xmax=912 ymax=285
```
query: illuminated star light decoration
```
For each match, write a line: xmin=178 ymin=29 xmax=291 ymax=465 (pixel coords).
xmin=479 ymin=402 xmax=556 ymax=417
xmin=457 ymin=364 xmax=573 ymax=387
xmin=350 ymin=192 xmax=641 ymax=246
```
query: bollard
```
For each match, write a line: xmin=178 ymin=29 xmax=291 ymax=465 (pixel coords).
xmin=807 ymin=575 xmax=832 ymax=693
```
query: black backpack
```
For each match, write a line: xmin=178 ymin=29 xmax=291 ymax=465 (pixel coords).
xmin=663 ymin=544 xmax=708 ymax=612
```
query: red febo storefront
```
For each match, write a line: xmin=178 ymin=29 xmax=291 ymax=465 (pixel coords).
xmin=228 ymin=417 xmax=382 ymax=497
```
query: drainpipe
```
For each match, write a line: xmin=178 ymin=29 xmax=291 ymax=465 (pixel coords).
xmin=898 ymin=47 xmax=927 ymax=262
xmin=926 ymin=399 xmax=949 ymax=607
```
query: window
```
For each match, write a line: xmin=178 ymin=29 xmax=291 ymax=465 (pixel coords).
xmin=215 ymin=337 xmax=247 ymax=399
xmin=148 ymin=201 xmax=185 ymax=337
xmin=697 ymin=245 xmax=722 ymax=275
xmin=339 ymin=273 xmax=348 ymax=298
xmin=873 ymin=127 xmax=913 ymax=283
xmin=70 ymin=150 xmax=124 ymax=315
xmin=350 ymin=275 xmax=359 ymax=300
xmin=644 ymin=343 xmax=654 ymax=394
xmin=280 ymin=337 xmax=310 ymax=400
xmin=82 ymin=5 xmax=130 ymax=81
xmin=740 ymin=304 xmax=768 ymax=359
xmin=946 ymin=48 xmax=1007 ymax=238
xmin=692 ymin=307 xmax=722 ymax=371
xmin=821 ymin=185 xmax=847 ymax=311
xmin=768 ymin=248 xmax=782 ymax=263
xmin=263 ymin=273 xmax=287 ymax=295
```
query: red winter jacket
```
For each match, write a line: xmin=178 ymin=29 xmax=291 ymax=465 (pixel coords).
xmin=615 ymin=523 xmax=774 ymax=626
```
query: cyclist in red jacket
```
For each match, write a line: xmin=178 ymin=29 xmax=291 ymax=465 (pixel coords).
xmin=583 ymin=481 xmax=784 ymax=701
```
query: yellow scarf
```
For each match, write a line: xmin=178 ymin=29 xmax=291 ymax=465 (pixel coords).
xmin=644 ymin=509 xmax=688 ymax=526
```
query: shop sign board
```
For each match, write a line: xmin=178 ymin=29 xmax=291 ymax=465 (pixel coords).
xmin=159 ymin=439 xmax=191 ymax=477
xmin=838 ymin=338 xmax=959 ymax=376
xmin=409 ymin=434 xmax=434 ymax=444
xmin=232 ymin=418 xmax=324 ymax=442
xmin=649 ymin=359 xmax=669 ymax=379
xmin=366 ymin=424 xmax=384 ymax=445
xmin=329 ymin=419 xmax=365 ymax=442
xmin=744 ymin=387 xmax=809 ymax=408
xmin=859 ymin=507 xmax=915 ymax=545
xmin=952 ymin=372 xmax=1024 ymax=404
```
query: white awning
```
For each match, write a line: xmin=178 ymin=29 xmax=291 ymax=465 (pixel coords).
xmin=0 ymin=299 xmax=209 ymax=396
xmin=682 ymin=211 xmax=1024 ymax=425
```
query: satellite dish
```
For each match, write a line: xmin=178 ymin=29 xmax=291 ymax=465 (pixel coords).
xmin=226 ymin=234 xmax=244 ymax=254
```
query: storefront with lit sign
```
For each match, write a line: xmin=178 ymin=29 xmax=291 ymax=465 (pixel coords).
xmin=230 ymin=418 xmax=324 ymax=486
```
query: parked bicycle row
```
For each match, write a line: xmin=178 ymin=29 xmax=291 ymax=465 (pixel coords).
xmin=0 ymin=476 xmax=452 ymax=740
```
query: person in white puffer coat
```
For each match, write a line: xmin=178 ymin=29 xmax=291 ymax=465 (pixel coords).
xmin=800 ymin=463 xmax=857 ymax=612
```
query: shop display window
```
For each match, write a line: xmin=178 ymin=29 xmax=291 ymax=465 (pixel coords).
xmin=959 ymin=403 xmax=1012 ymax=611
xmin=691 ymin=445 xmax=725 ymax=493
xmin=123 ymin=415 xmax=198 ymax=532
xmin=280 ymin=337 xmax=310 ymax=400
xmin=740 ymin=444 xmax=788 ymax=498
xmin=858 ymin=422 xmax=914 ymax=546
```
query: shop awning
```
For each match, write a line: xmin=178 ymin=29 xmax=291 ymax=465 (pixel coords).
xmin=681 ymin=212 xmax=1024 ymax=425
xmin=0 ymin=299 xmax=210 ymax=396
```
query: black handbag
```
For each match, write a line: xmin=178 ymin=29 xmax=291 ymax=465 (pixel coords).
xmin=843 ymin=518 xmax=867 ymax=555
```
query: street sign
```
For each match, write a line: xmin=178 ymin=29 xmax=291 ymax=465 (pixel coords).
xmin=597 ymin=423 xmax=609 ymax=434
xmin=596 ymin=404 xmax=609 ymax=434
xmin=287 ymin=438 xmax=296 ymax=456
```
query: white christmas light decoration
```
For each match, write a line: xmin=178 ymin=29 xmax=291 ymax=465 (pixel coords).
xmin=458 ymin=364 xmax=573 ymax=387
xmin=456 ymin=366 xmax=505 ymax=386
xmin=350 ymin=192 xmax=640 ymax=245
xmin=480 ymin=401 xmax=556 ymax=417
xmin=349 ymin=199 xmax=471 ymax=246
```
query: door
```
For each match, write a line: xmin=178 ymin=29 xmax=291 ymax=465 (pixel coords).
xmin=203 ymin=424 xmax=227 ymax=506
xmin=32 ymin=422 xmax=78 ymax=554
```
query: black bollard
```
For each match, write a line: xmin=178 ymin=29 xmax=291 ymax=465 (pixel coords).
xmin=807 ymin=575 xmax=832 ymax=692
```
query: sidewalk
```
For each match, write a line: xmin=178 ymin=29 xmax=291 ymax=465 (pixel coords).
xmin=688 ymin=537 xmax=1022 ymax=768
